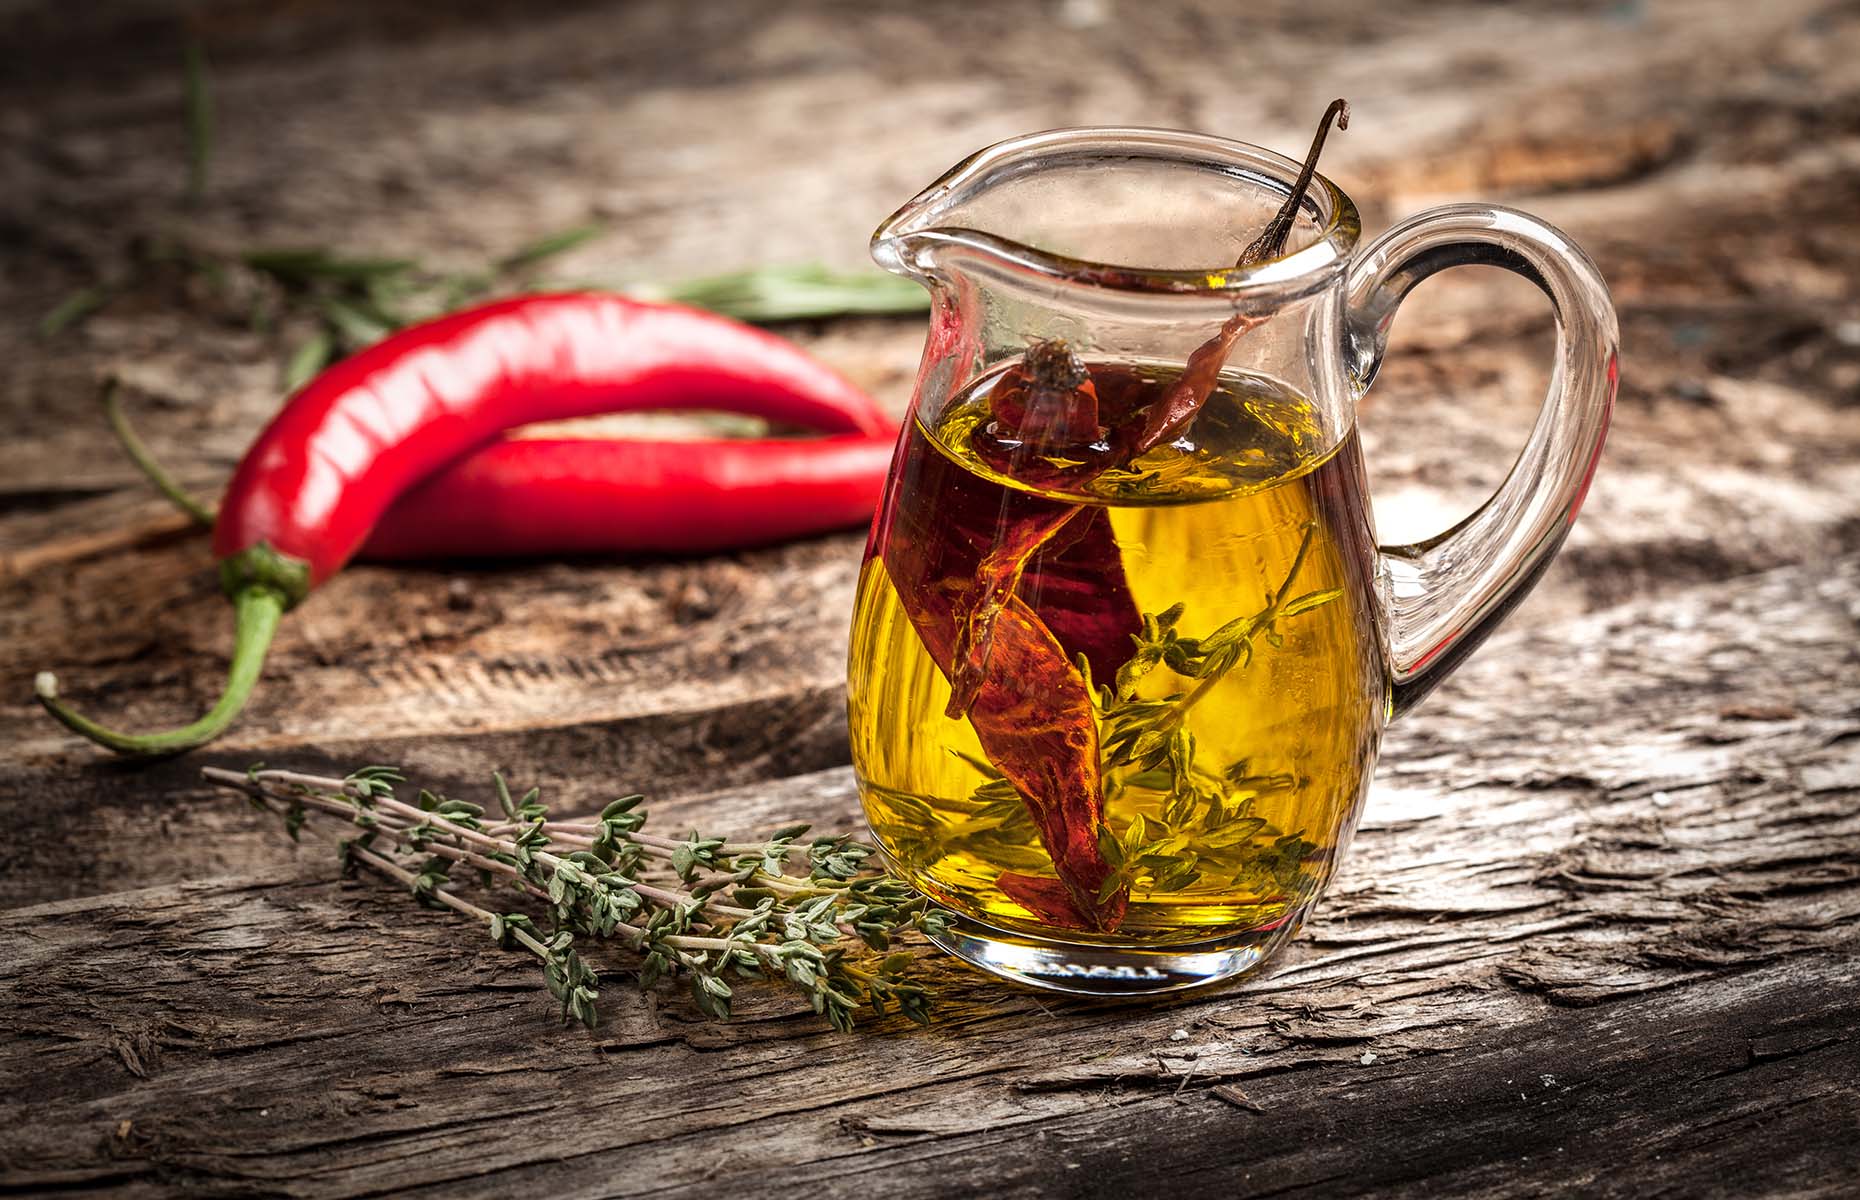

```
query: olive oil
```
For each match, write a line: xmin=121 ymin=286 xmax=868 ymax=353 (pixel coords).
xmin=848 ymin=360 xmax=1389 ymax=944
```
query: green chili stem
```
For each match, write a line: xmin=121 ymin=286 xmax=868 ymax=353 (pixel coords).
xmin=101 ymin=378 xmax=216 ymax=527
xmin=35 ymin=585 xmax=285 ymax=756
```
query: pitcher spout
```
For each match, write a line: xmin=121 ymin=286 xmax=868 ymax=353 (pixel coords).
xmin=870 ymin=126 xmax=1360 ymax=298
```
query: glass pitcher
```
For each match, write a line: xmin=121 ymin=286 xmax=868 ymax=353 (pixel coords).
xmin=847 ymin=126 xmax=1616 ymax=995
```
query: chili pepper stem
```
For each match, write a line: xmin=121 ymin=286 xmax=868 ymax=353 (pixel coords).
xmin=101 ymin=378 xmax=216 ymax=527
xmin=35 ymin=585 xmax=286 ymax=756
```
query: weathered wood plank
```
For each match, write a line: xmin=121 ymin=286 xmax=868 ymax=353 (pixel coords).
xmin=0 ymin=686 xmax=855 ymax=910
xmin=2 ymin=555 xmax=1853 ymax=1197
xmin=1 ymin=531 xmax=869 ymax=765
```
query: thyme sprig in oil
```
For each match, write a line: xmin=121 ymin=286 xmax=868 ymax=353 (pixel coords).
xmin=1080 ymin=522 xmax=1339 ymax=902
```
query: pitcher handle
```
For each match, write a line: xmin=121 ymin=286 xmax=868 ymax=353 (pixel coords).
xmin=1344 ymin=204 xmax=1618 ymax=718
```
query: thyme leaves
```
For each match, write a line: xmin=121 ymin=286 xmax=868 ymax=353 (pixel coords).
xmin=206 ymin=764 xmax=947 ymax=1033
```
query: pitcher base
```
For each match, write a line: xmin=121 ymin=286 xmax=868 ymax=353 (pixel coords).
xmin=925 ymin=903 xmax=1313 ymax=997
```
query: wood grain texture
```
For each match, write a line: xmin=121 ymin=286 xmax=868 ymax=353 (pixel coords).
xmin=1 ymin=557 xmax=1855 ymax=1197
xmin=3 ymin=0 xmax=1859 ymax=1195
xmin=6 ymin=0 xmax=1860 ymax=769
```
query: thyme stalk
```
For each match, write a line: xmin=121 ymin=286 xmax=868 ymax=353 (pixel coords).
xmin=1082 ymin=522 xmax=1339 ymax=902
xmin=205 ymin=764 xmax=946 ymax=1032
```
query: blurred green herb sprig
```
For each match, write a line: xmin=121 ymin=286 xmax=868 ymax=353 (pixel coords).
xmin=40 ymin=36 xmax=926 ymax=389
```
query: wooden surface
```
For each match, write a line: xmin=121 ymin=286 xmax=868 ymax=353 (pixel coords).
xmin=3 ymin=1 xmax=1859 ymax=1196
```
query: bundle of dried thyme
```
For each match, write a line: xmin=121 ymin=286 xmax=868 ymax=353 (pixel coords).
xmin=204 ymin=765 xmax=947 ymax=1032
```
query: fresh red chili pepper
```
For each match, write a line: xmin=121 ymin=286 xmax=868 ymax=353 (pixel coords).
xmin=359 ymin=434 xmax=895 ymax=560
xmin=36 ymin=292 xmax=893 ymax=756
xmin=215 ymin=292 xmax=890 ymax=587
